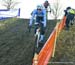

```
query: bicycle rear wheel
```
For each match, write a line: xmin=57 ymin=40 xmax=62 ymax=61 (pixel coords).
xmin=34 ymin=35 xmax=39 ymax=54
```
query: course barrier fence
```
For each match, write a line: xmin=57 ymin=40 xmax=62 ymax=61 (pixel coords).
xmin=32 ymin=16 xmax=66 ymax=65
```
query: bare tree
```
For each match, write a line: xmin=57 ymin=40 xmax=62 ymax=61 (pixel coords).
xmin=51 ymin=0 xmax=63 ymax=21
xmin=2 ymin=0 xmax=19 ymax=10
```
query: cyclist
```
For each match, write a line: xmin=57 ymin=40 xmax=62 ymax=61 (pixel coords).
xmin=43 ymin=0 xmax=51 ymax=12
xmin=29 ymin=4 xmax=46 ymax=44
xmin=43 ymin=0 xmax=50 ymax=9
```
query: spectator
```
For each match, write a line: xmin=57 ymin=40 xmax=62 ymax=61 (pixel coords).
xmin=64 ymin=7 xmax=75 ymax=30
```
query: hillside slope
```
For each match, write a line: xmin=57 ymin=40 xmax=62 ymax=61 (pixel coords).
xmin=0 ymin=18 xmax=56 ymax=65
xmin=49 ymin=21 xmax=75 ymax=65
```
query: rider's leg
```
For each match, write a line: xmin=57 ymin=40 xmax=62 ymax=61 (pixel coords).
xmin=39 ymin=35 xmax=44 ymax=42
xmin=39 ymin=23 xmax=45 ymax=43
xmin=38 ymin=23 xmax=45 ymax=47
xmin=34 ymin=17 xmax=39 ymax=35
xmin=34 ymin=24 xmax=39 ymax=35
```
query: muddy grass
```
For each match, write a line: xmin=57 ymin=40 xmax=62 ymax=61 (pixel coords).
xmin=0 ymin=18 xmax=56 ymax=65
xmin=48 ymin=21 xmax=75 ymax=65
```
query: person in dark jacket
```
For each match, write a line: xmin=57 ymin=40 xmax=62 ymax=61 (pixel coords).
xmin=64 ymin=7 xmax=75 ymax=30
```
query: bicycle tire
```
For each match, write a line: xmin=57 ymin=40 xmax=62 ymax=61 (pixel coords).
xmin=32 ymin=35 xmax=38 ymax=58
xmin=35 ymin=35 xmax=39 ymax=53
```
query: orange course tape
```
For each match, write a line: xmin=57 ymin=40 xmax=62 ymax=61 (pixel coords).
xmin=32 ymin=16 xmax=66 ymax=65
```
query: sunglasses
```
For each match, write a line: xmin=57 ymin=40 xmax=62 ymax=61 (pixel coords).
xmin=37 ymin=9 xmax=42 ymax=11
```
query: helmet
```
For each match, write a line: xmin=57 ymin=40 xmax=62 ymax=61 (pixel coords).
xmin=45 ymin=0 xmax=48 ymax=3
xmin=66 ymin=7 xmax=71 ymax=10
xmin=37 ymin=5 xmax=42 ymax=10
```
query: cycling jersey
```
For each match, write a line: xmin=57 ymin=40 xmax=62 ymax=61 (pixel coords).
xmin=29 ymin=9 xmax=46 ymax=27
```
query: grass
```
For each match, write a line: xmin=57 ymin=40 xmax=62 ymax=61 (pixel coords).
xmin=0 ymin=18 xmax=56 ymax=65
xmin=0 ymin=18 xmax=75 ymax=65
xmin=48 ymin=21 xmax=75 ymax=65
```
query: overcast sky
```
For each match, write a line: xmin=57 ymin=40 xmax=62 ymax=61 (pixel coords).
xmin=0 ymin=0 xmax=75 ymax=19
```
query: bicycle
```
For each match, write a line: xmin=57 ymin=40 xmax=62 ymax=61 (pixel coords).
xmin=34 ymin=22 xmax=45 ymax=54
xmin=28 ymin=22 xmax=44 ymax=56
xmin=35 ymin=29 xmax=40 ymax=46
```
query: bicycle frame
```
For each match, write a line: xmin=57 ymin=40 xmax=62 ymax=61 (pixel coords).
xmin=33 ymin=22 xmax=43 ymax=55
xmin=35 ymin=28 xmax=40 ymax=48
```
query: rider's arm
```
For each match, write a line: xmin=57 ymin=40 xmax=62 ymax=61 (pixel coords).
xmin=43 ymin=9 xmax=46 ymax=27
xmin=29 ymin=10 xmax=36 ymax=26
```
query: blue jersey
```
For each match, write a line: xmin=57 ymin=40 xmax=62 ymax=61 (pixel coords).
xmin=29 ymin=9 xmax=46 ymax=27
